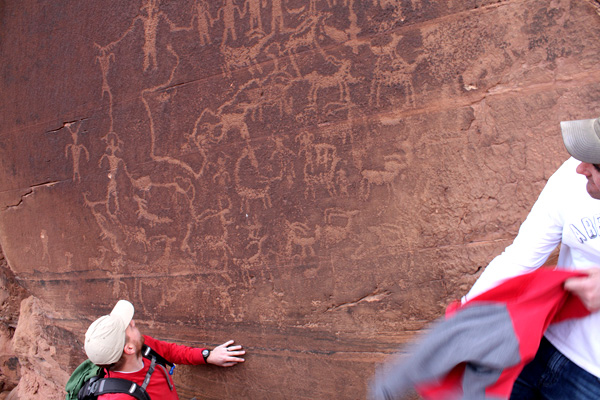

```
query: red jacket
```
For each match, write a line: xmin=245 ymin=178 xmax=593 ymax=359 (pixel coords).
xmin=370 ymin=269 xmax=590 ymax=400
xmin=99 ymin=335 xmax=206 ymax=400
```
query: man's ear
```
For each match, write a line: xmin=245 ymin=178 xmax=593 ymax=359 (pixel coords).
xmin=123 ymin=341 xmax=136 ymax=355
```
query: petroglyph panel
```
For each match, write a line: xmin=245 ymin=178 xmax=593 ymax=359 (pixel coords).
xmin=2 ymin=0 xmax=600 ymax=398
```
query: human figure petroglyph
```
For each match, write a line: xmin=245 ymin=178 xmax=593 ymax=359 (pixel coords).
xmin=64 ymin=121 xmax=90 ymax=183
xmin=296 ymin=130 xmax=314 ymax=153
xmin=244 ymin=0 xmax=267 ymax=38
xmin=140 ymin=0 xmax=161 ymax=71
xmin=195 ymin=1 xmax=215 ymax=45
xmin=317 ymin=0 xmax=364 ymax=53
xmin=212 ymin=154 xmax=232 ymax=187
xmin=94 ymin=43 xmax=119 ymax=135
xmin=218 ymin=0 xmax=246 ymax=48
xmin=95 ymin=46 xmax=115 ymax=96
xmin=100 ymin=132 xmax=125 ymax=217
xmin=336 ymin=168 xmax=350 ymax=197
xmin=64 ymin=252 xmax=73 ymax=269
xmin=40 ymin=229 xmax=50 ymax=262
xmin=267 ymin=136 xmax=296 ymax=185
xmin=271 ymin=0 xmax=287 ymax=34
xmin=344 ymin=0 xmax=362 ymax=54
xmin=300 ymin=142 xmax=340 ymax=200
xmin=151 ymin=235 xmax=177 ymax=262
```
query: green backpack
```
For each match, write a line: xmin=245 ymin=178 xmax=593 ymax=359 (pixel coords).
xmin=65 ymin=360 xmax=102 ymax=400
xmin=65 ymin=346 xmax=173 ymax=400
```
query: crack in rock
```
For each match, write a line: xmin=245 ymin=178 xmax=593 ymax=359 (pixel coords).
xmin=326 ymin=290 xmax=390 ymax=312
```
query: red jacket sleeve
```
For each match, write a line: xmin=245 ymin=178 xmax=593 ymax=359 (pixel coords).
xmin=144 ymin=335 xmax=207 ymax=365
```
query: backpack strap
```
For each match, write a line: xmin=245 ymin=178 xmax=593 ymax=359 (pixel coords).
xmin=78 ymin=357 xmax=157 ymax=400
xmin=78 ymin=376 xmax=151 ymax=400
xmin=142 ymin=345 xmax=173 ymax=371
xmin=142 ymin=345 xmax=175 ymax=390
xmin=141 ymin=355 xmax=156 ymax=390
xmin=77 ymin=345 xmax=172 ymax=399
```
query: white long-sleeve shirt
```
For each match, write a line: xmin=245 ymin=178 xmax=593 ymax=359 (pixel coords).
xmin=465 ymin=157 xmax=600 ymax=377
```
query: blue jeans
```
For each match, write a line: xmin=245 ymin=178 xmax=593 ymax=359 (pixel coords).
xmin=510 ymin=337 xmax=600 ymax=399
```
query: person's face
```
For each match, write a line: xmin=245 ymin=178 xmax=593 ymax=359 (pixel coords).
xmin=576 ymin=162 xmax=600 ymax=200
xmin=125 ymin=320 xmax=145 ymax=355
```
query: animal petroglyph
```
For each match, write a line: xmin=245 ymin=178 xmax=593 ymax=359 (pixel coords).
xmin=360 ymin=154 xmax=407 ymax=200
xmin=195 ymin=198 xmax=234 ymax=269
xmin=315 ymin=208 xmax=360 ymax=249
xmin=234 ymin=145 xmax=273 ymax=214
xmin=285 ymin=220 xmax=316 ymax=259
xmin=304 ymin=58 xmax=353 ymax=108
xmin=370 ymin=33 xmax=419 ymax=108
xmin=83 ymin=0 xmax=427 ymax=270
xmin=83 ymin=192 xmax=125 ymax=256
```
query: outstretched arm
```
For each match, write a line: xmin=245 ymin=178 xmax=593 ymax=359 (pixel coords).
xmin=207 ymin=340 xmax=245 ymax=367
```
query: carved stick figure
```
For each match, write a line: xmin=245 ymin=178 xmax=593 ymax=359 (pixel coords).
xmin=64 ymin=122 xmax=90 ymax=183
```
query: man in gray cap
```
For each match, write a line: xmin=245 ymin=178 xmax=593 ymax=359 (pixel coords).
xmin=462 ymin=117 xmax=600 ymax=399
xmin=84 ymin=299 xmax=245 ymax=399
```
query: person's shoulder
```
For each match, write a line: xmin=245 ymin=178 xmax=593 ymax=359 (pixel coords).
xmin=546 ymin=157 xmax=582 ymax=185
xmin=143 ymin=334 xmax=159 ymax=347
xmin=552 ymin=157 xmax=578 ymax=174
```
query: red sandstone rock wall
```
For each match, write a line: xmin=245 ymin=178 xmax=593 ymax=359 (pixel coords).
xmin=2 ymin=0 xmax=600 ymax=398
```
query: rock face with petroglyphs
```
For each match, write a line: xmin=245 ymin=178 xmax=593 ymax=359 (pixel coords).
xmin=2 ymin=0 xmax=600 ymax=398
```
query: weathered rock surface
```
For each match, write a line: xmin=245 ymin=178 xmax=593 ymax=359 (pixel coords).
xmin=10 ymin=296 xmax=79 ymax=399
xmin=0 ymin=252 xmax=27 ymax=399
xmin=2 ymin=0 xmax=600 ymax=398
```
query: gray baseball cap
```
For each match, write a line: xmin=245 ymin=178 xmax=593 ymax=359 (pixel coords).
xmin=561 ymin=117 xmax=600 ymax=164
